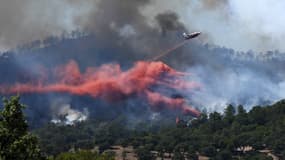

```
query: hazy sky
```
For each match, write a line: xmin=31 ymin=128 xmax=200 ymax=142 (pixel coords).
xmin=0 ymin=0 xmax=284 ymax=52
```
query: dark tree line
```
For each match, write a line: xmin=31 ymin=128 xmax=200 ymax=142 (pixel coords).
xmin=2 ymin=96 xmax=285 ymax=159
xmin=34 ymin=99 xmax=285 ymax=159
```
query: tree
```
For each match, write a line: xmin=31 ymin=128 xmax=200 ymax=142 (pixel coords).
xmin=0 ymin=96 xmax=45 ymax=160
xmin=136 ymin=147 xmax=154 ymax=160
xmin=209 ymin=112 xmax=223 ymax=132
xmin=249 ymin=106 xmax=267 ymax=125
xmin=214 ymin=149 xmax=232 ymax=160
xmin=186 ymin=146 xmax=198 ymax=160
xmin=236 ymin=105 xmax=248 ymax=125
xmin=237 ymin=105 xmax=246 ymax=115
xmin=173 ymin=151 xmax=184 ymax=160
xmin=155 ymin=144 xmax=165 ymax=159
xmin=200 ymin=146 xmax=216 ymax=157
xmin=191 ymin=113 xmax=208 ymax=127
xmin=242 ymin=153 xmax=273 ymax=160
xmin=224 ymin=104 xmax=235 ymax=125
xmin=54 ymin=150 xmax=115 ymax=160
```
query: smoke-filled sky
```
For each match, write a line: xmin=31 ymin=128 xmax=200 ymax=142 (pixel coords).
xmin=1 ymin=0 xmax=285 ymax=125
xmin=0 ymin=0 xmax=285 ymax=52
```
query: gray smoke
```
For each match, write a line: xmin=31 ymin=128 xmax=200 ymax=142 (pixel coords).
xmin=1 ymin=0 xmax=285 ymax=52
xmin=143 ymin=0 xmax=285 ymax=52
xmin=0 ymin=0 xmax=93 ymax=50
xmin=1 ymin=0 xmax=285 ymax=118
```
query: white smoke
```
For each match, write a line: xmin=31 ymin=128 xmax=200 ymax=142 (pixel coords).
xmin=51 ymin=104 xmax=88 ymax=125
xmin=50 ymin=99 xmax=88 ymax=125
xmin=188 ymin=66 xmax=285 ymax=112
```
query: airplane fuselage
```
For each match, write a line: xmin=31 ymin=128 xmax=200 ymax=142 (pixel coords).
xmin=183 ymin=32 xmax=201 ymax=40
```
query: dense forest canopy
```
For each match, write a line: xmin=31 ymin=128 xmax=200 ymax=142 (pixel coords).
xmin=2 ymin=96 xmax=284 ymax=159
xmin=36 ymin=100 xmax=285 ymax=159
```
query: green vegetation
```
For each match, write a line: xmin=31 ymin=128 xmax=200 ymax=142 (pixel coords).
xmin=0 ymin=96 xmax=115 ymax=160
xmin=51 ymin=150 xmax=114 ymax=160
xmin=2 ymin=96 xmax=285 ymax=159
xmin=35 ymin=100 xmax=285 ymax=159
xmin=0 ymin=96 xmax=45 ymax=160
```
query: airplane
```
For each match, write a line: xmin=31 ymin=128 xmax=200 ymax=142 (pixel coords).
xmin=183 ymin=32 xmax=201 ymax=40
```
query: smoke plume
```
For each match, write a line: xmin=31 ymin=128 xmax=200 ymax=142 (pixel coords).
xmin=51 ymin=104 xmax=88 ymax=125
xmin=1 ymin=0 xmax=285 ymax=124
xmin=1 ymin=0 xmax=284 ymax=52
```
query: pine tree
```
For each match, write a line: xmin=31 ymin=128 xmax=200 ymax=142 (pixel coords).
xmin=224 ymin=104 xmax=236 ymax=125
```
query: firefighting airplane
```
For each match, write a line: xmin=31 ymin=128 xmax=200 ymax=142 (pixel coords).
xmin=183 ymin=32 xmax=201 ymax=40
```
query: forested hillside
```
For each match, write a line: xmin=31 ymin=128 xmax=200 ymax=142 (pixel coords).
xmin=34 ymin=99 xmax=285 ymax=159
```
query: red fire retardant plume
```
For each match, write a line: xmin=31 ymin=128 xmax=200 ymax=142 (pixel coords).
xmin=0 ymin=60 xmax=201 ymax=117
